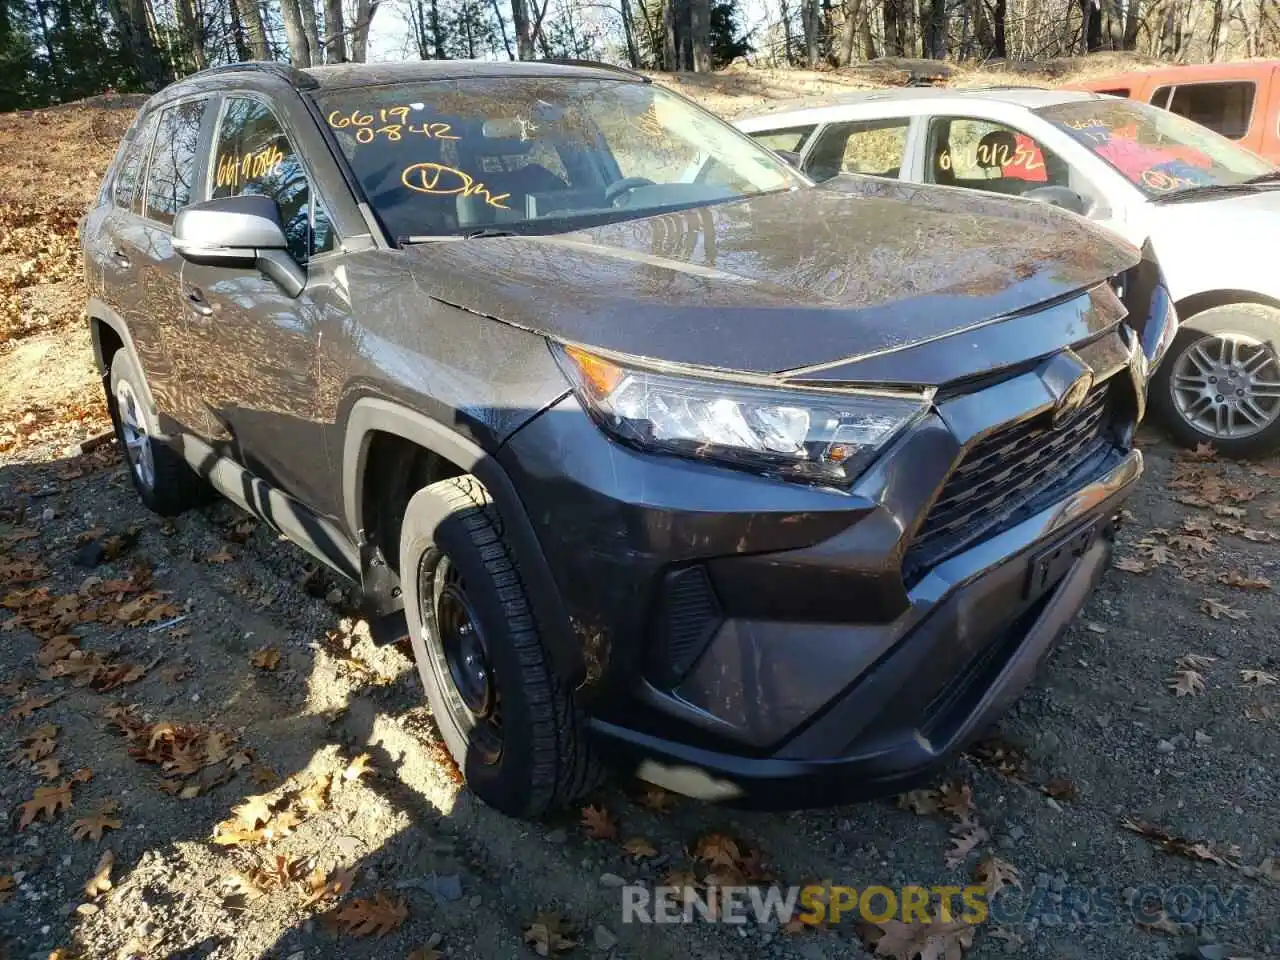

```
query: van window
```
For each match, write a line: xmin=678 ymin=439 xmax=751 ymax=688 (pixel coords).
xmin=1153 ymin=82 xmax=1256 ymax=140
xmin=750 ymin=125 xmax=817 ymax=154
xmin=143 ymin=99 xmax=209 ymax=226
xmin=1096 ymin=88 xmax=1130 ymax=98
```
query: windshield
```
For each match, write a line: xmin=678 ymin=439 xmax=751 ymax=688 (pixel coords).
xmin=314 ymin=78 xmax=803 ymax=239
xmin=1038 ymin=98 xmax=1273 ymax=197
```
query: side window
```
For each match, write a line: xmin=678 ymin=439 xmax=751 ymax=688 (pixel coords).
xmin=1164 ymin=82 xmax=1256 ymax=140
xmin=803 ymin=118 xmax=909 ymax=182
xmin=751 ymin=125 xmax=817 ymax=154
xmin=924 ymin=117 xmax=1070 ymax=197
xmin=143 ymin=99 xmax=208 ymax=226
xmin=1151 ymin=85 xmax=1174 ymax=109
xmin=1096 ymin=88 xmax=1130 ymax=98
xmin=212 ymin=97 xmax=321 ymax=264
xmin=114 ymin=112 xmax=158 ymax=212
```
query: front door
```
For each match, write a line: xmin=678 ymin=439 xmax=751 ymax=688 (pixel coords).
xmin=178 ymin=94 xmax=338 ymax=511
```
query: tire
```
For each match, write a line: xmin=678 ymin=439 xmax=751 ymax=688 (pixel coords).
xmin=108 ymin=350 xmax=209 ymax=516
xmin=1149 ymin=304 xmax=1280 ymax=459
xmin=400 ymin=475 xmax=600 ymax=817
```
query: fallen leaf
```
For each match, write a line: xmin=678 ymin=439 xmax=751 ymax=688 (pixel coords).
xmin=249 ymin=647 xmax=281 ymax=671
xmin=334 ymin=891 xmax=408 ymax=937
xmin=302 ymin=865 xmax=359 ymax=906
xmin=860 ymin=915 xmax=974 ymax=960
xmin=522 ymin=912 xmax=578 ymax=956
xmin=7 ymin=693 xmax=54 ymax=720
xmin=1041 ymin=776 xmax=1079 ymax=802
xmin=1168 ymin=669 xmax=1206 ymax=697
xmin=232 ymin=794 xmax=274 ymax=830
xmin=975 ymin=855 xmax=1022 ymax=898
xmin=1177 ymin=653 xmax=1217 ymax=670
xmin=34 ymin=757 xmax=60 ymax=779
xmin=944 ymin=824 xmax=988 ymax=868
xmin=17 ymin=781 xmax=73 ymax=829
xmin=407 ymin=947 xmax=443 ymax=960
xmin=938 ymin=780 xmax=975 ymax=824
xmin=622 ymin=837 xmax=658 ymax=859
xmin=634 ymin=782 xmax=676 ymax=813
xmin=1241 ymin=669 xmax=1279 ymax=687
xmin=694 ymin=832 xmax=741 ymax=871
xmin=84 ymin=849 xmax=114 ymax=896
xmin=1200 ymin=597 xmax=1246 ymax=620
xmin=1120 ymin=817 xmax=1240 ymax=868
xmin=897 ymin=788 xmax=940 ymax=816
xmin=1167 ymin=534 xmax=1214 ymax=557
xmin=70 ymin=801 xmax=121 ymax=842
xmin=343 ymin=752 xmax=374 ymax=781
xmin=212 ymin=821 xmax=264 ymax=846
xmin=205 ymin=547 xmax=235 ymax=564
xmin=299 ymin=774 xmax=330 ymax=813
xmin=1218 ymin=570 xmax=1271 ymax=591
xmin=579 ymin=804 xmax=617 ymax=840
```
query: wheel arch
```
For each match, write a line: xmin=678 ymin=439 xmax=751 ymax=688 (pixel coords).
xmin=87 ymin=298 xmax=159 ymax=418
xmin=1174 ymin=289 xmax=1280 ymax=322
xmin=342 ymin=398 xmax=584 ymax=687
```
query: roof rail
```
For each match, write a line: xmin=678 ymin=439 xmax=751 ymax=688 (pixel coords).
xmin=189 ymin=60 xmax=319 ymax=90
xmin=536 ymin=58 xmax=649 ymax=82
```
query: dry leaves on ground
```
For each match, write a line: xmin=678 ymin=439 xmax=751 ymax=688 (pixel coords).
xmin=249 ymin=647 xmax=281 ymax=670
xmin=1120 ymin=817 xmax=1241 ymax=869
xmin=580 ymin=804 xmax=618 ymax=840
xmin=622 ymin=836 xmax=658 ymax=859
xmin=302 ymin=865 xmax=359 ymax=907
xmin=1200 ymin=597 xmax=1246 ymax=620
xmin=70 ymin=800 xmax=121 ymax=841
xmin=860 ymin=914 xmax=974 ymax=960
xmin=334 ymin=891 xmax=408 ymax=938
xmin=1168 ymin=669 xmax=1206 ymax=697
xmin=343 ymin=752 xmax=374 ymax=781
xmin=1241 ymin=669 xmax=1278 ymax=687
xmin=17 ymin=780 xmax=73 ymax=828
xmin=523 ymin=912 xmax=578 ymax=956
xmin=975 ymin=856 xmax=1021 ymax=899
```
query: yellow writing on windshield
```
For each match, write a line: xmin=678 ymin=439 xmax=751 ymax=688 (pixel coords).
xmin=215 ymin=144 xmax=285 ymax=190
xmin=401 ymin=162 xmax=511 ymax=210
xmin=329 ymin=108 xmax=459 ymax=145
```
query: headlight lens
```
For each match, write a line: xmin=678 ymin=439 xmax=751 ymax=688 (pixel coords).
xmin=1142 ymin=283 xmax=1178 ymax=374
xmin=554 ymin=344 xmax=928 ymax=484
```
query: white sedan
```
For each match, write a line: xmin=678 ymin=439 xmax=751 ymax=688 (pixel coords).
xmin=738 ymin=88 xmax=1280 ymax=456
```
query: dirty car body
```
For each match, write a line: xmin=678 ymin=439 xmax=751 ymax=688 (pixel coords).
xmin=81 ymin=60 xmax=1167 ymax=813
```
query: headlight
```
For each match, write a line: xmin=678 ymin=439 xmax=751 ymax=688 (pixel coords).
xmin=553 ymin=343 xmax=929 ymax=485
xmin=1142 ymin=283 xmax=1178 ymax=374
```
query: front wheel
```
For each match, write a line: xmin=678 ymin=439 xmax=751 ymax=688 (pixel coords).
xmin=1149 ymin=304 xmax=1280 ymax=458
xmin=400 ymin=475 xmax=600 ymax=817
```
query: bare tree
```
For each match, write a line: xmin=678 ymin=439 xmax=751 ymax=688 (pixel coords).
xmin=235 ymin=0 xmax=270 ymax=58
xmin=350 ymin=0 xmax=381 ymax=58
xmin=280 ymin=0 xmax=312 ymax=64
xmin=323 ymin=0 xmax=346 ymax=59
xmin=691 ymin=0 xmax=711 ymax=68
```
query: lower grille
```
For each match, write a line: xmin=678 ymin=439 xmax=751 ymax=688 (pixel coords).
xmin=655 ymin=565 xmax=721 ymax=684
xmin=904 ymin=378 xmax=1117 ymax=580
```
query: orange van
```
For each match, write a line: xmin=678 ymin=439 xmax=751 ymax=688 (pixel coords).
xmin=1072 ymin=61 xmax=1280 ymax=163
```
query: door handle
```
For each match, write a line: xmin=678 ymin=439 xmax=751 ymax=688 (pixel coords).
xmin=184 ymin=288 xmax=213 ymax=317
xmin=110 ymin=248 xmax=130 ymax=267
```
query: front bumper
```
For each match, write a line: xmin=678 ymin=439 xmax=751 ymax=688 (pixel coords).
xmin=498 ymin=307 xmax=1148 ymax=806
xmin=591 ymin=450 xmax=1139 ymax=807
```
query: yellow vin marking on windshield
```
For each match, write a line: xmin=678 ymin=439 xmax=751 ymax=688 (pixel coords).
xmin=401 ymin=162 xmax=511 ymax=210
xmin=215 ymin=144 xmax=285 ymax=190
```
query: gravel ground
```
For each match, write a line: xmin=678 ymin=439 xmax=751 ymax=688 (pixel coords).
xmin=1 ymin=362 xmax=1278 ymax=960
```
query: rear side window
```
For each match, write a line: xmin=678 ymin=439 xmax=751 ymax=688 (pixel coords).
xmin=1154 ymin=82 xmax=1256 ymax=140
xmin=751 ymin=125 xmax=817 ymax=154
xmin=212 ymin=97 xmax=323 ymax=264
xmin=1096 ymin=88 xmax=1130 ymax=98
xmin=804 ymin=118 xmax=910 ymax=182
xmin=144 ymin=99 xmax=209 ymax=225
xmin=114 ymin=112 xmax=158 ymax=211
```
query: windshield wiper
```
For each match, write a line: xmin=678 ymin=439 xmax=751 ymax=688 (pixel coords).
xmin=398 ymin=228 xmax=520 ymax=244
xmin=1242 ymin=170 xmax=1280 ymax=184
xmin=1149 ymin=182 xmax=1264 ymax=203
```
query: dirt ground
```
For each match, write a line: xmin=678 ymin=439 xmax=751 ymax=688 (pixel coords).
xmin=2 ymin=58 xmax=1279 ymax=960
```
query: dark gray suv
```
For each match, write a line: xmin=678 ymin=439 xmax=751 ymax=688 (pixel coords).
xmin=81 ymin=59 xmax=1174 ymax=817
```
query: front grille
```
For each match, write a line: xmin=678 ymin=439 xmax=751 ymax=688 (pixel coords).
xmin=654 ymin=565 xmax=722 ymax=684
xmin=904 ymin=378 xmax=1117 ymax=581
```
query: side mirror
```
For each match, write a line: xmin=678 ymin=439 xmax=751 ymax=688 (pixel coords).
xmin=1021 ymin=185 xmax=1092 ymax=217
xmin=173 ymin=195 xmax=305 ymax=297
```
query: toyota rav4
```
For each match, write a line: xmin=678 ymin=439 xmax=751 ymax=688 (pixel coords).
xmin=82 ymin=59 xmax=1172 ymax=817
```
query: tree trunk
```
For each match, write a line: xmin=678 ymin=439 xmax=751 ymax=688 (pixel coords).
xmin=1122 ymin=0 xmax=1139 ymax=48
xmin=280 ymin=0 xmax=311 ymax=65
xmin=106 ymin=0 xmax=170 ymax=87
xmin=323 ymin=0 xmax=346 ymax=61
xmin=922 ymin=0 xmax=945 ymax=56
xmin=429 ymin=0 xmax=444 ymax=55
xmin=488 ymin=0 xmax=513 ymax=57
xmin=235 ymin=0 xmax=269 ymax=59
xmin=690 ymin=0 xmax=711 ymax=69
xmin=511 ymin=0 xmax=534 ymax=58
xmin=1078 ymin=0 xmax=1101 ymax=52
xmin=620 ymin=0 xmax=640 ymax=66
xmin=350 ymin=0 xmax=379 ymax=60
xmin=882 ymin=0 xmax=900 ymax=54
xmin=662 ymin=0 xmax=678 ymax=67
xmin=988 ymin=0 xmax=1005 ymax=55
xmin=801 ymin=0 xmax=819 ymax=65
xmin=298 ymin=0 xmax=321 ymax=64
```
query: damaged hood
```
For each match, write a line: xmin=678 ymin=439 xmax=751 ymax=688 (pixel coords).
xmin=405 ymin=176 xmax=1139 ymax=375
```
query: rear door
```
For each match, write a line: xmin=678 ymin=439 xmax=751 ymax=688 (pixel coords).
xmin=176 ymin=93 xmax=340 ymax=510
xmin=120 ymin=97 xmax=215 ymax=436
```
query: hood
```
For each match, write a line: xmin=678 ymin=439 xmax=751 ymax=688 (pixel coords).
xmin=405 ymin=176 xmax=1138 ymax=376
